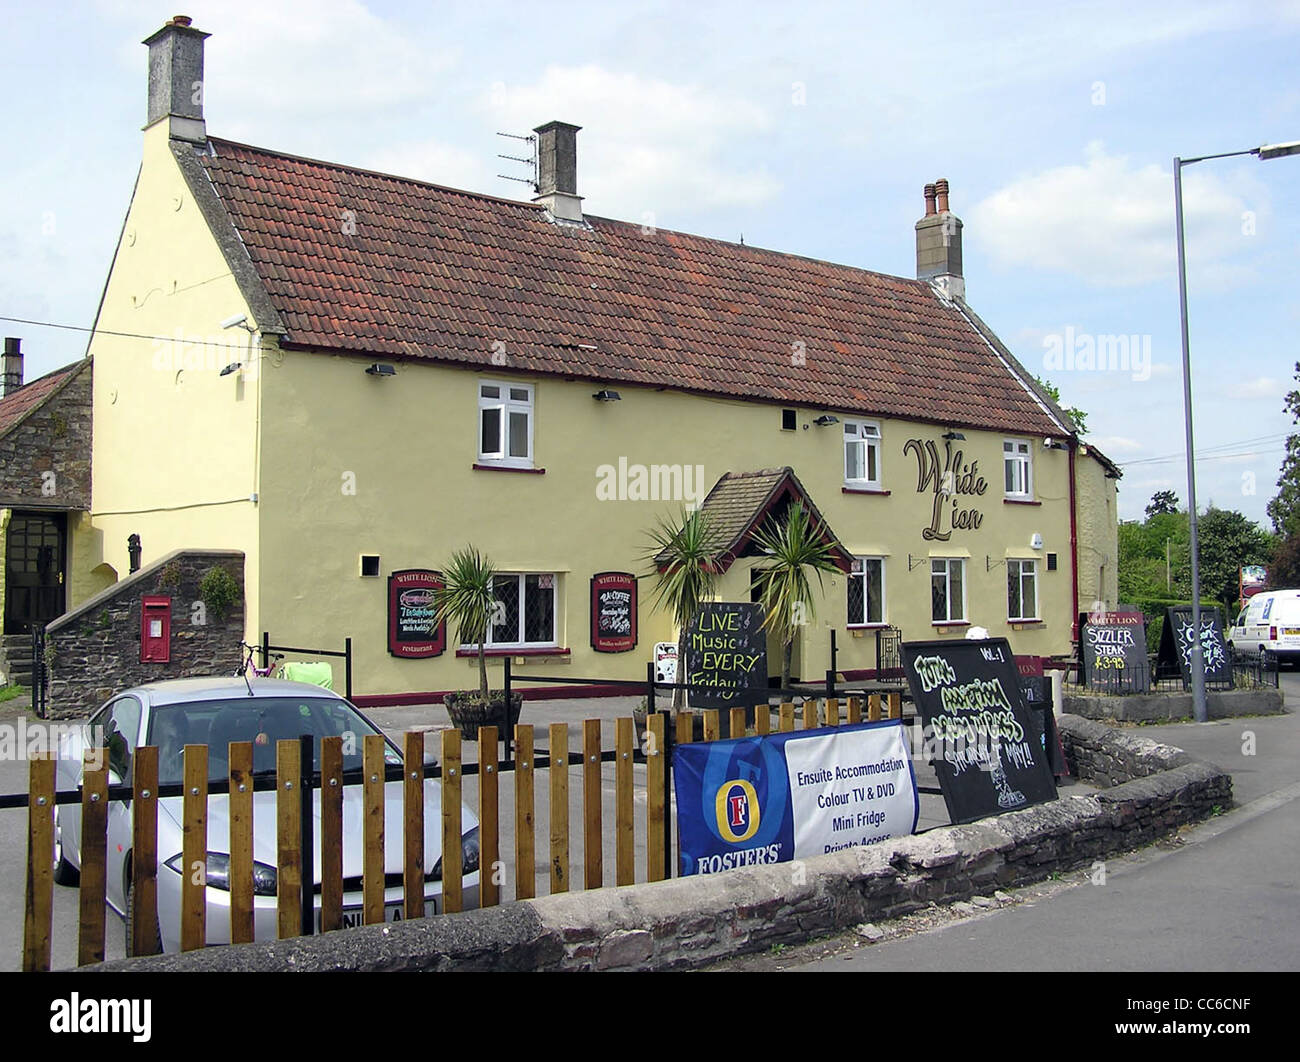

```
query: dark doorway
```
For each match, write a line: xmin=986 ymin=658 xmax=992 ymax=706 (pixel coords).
xmin=4 ymin=511 xmax=67 ymax=633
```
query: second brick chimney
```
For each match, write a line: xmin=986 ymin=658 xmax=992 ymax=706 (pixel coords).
xmin=532 ymin=121 xmax=583 ymax=223
xmin=915 ymin=178 xmax=964 ymax=301
xmin=142 ymin=15 xmax=210 ymax=144
xmin=2 ymin=337 xmax=23 ymax=398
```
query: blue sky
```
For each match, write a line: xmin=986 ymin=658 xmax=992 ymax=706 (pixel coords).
xmin=2 ymin=0 xmax=1298 ymax=524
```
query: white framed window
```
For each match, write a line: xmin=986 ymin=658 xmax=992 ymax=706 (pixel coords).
xmin=1003 ymin=439 xmax=1032 ymax=498
xmin=481 ymin=572 xmax=557 ymax=648
xmin=479 ymin=381 xmax=534 ymax=467
xmin=1007 ymin=559 xmax=1038 ymax=621
xmin=931 ymin=559 xmax=966 ymax=623
xmin=844 ymin=420 xmax=882 ymax=488
xmin=847 ymin=557 xmax=886 ymax=626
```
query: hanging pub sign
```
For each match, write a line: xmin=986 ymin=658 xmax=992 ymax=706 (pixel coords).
xmin=901 ymin=637 xmax=1058 ymax=825
xmin=387 ymin=569 xmax=445 ymax=658
xmin=1158 ymin=606 xmax=1231 ymax=689
xmin=591 ymin=572 xmax=637 ymax=653
xmin=1081 ymin=611 xmax=1149 ymax=692
xmin=685 ymin=602 xmax=767 ymax=710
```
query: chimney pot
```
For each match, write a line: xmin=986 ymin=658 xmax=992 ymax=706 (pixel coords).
xmin=2 ymin=337 xmax=24 ymax=399
xmin=171 ymin=15 xmax=193 ymax=26
xmin=923 ymin=183 xmax=937 ymax=217
xmin=935 ymin=178 xmax=950 ymax=213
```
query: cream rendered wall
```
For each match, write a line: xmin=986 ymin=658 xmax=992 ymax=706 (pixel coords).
xmin=256 ymin=348 xmax=1075 ymax=697
xmin=85 ymin=122 xmax=262 ymax=636
xmin=1075 ymin=451 xmax=1120 ymax=612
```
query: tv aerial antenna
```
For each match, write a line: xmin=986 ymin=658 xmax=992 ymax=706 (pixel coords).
xmin=496 ymin=131 xmax=538 ymax=193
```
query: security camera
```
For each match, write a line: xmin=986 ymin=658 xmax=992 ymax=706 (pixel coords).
xmin=1043 ymin=437 xmax=1053 ymax=449
xmin=220 ymin=313 xmax=249 ymax=330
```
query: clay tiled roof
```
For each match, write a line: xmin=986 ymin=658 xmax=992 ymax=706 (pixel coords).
xmin=0 ymin=362 xmax=83 ymax=440
xmin=195 ymin=138 xmax=1063 ymax=436
xmin=658 ymin=467 xmax=853 ymax=574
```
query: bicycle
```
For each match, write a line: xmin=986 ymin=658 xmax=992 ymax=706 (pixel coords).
xmin=235 ymin=640 xmax=285 ymax=679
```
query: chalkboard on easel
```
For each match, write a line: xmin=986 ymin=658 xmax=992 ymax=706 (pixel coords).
xmin=684 ymin=602 xmax=767 ymax=711
xmin=1081 ymin=611 xmax=1149 ymax=692
xmin=1158 ymin=606 xmax=1231 ymax=688
xmin=902 ymin=638 xmax=1058 ymax=825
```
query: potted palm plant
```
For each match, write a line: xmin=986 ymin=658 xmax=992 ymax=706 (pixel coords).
xmin=750 ymin=501 xmax=841 ymax=695
xmin=639 ymin=507 xmax=718 ymax=740
xmin=433 ymin=546 xmax=522 ymax=740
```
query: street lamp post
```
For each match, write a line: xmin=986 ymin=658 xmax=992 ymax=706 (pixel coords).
xmin=1173 ymin=140 xmax=1300 ymax=723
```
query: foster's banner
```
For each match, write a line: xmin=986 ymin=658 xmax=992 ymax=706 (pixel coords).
xmin=673 ymin=721 xmax=918 ymax=876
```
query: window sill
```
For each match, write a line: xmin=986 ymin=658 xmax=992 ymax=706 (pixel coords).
xmin=1009 ymin=620 xmax=1045 ymax=628
xmin=1003 ymin=497 xmax=1040 ymax=506
xmin=847 ymin=623 xmax=889 ymax=630
xmin=473 ymin=463 xmax=546 ymax=474
xmin=842 ymin=486 xmax=891 ymax=496
xmin=931 ymin=621 xmax=970 ymax=628
xmin=455 ymin=646 xmax=570 ymax=658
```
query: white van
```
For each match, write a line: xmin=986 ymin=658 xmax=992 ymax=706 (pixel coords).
xmin=1228 ymin=590 xmax=1300 ymax=664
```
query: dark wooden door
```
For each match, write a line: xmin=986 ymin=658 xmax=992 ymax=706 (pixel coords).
xmin=4 ymin=511 xmax=66 ymax=634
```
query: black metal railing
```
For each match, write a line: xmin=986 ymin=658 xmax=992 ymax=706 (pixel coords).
xmin=1068 ymin=650 xmax=1278 ymax=695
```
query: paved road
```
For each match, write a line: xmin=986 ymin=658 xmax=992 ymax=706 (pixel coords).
xmin=721 ymin=680 xmax=1300 ymax=972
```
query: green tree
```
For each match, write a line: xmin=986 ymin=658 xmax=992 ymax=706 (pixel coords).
xmin=1195 ymin=507 xmax=1275 ymax=609
xmin=1267 ymin=362 xmax=1300 ymax=536
xmin=432 ymin=546 xmax=498 ymax=701
xmin=1033 ymin=376 xmax=1089 ymax=436
xmin=1145 ymin=490 xmax=1178 ymax=518
xmin=643 ymin=508 xmax=719 ymax=711
xmin=749 ymin=502 xmax=841 ymax=692
xmin=1269 ymin=532 xmax=1300 ymax=588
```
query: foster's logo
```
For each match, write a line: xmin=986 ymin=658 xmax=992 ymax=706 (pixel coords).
xmin=714 ymin=779 xmax=760 ymax=843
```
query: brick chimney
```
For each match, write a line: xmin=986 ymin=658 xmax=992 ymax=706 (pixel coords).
xmin=533 ymin=121 xmax=583 ymax=223
xmin=142 ymin=15 xmax=210 ymax=144
xmin=915 ymin=177 xmax=964 ymax=301
xmin=2 ymin=338 xmax=22 ymax=398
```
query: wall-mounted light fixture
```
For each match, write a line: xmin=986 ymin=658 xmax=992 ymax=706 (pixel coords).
xmin=219 ymin=362 xmax=242 ymax=377
xmin=942 ymin=430 xmax=966 ymax=441
xmin=365 ymin=363 xmax=397 ymax=377
xmin=813 ymin=415 xmax=839 ymax=426
xmin=592 ymin=389 xmax=621 ymax=402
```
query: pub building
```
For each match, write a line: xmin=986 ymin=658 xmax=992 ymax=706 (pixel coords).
xmin=32 ymin=18 xmax=1120 ymax=707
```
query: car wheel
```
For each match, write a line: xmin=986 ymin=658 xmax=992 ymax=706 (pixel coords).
xmin=124 ymin=876 xmax=162 ymax=958
xmin=52 ymin=815 xmax=79 ymax=887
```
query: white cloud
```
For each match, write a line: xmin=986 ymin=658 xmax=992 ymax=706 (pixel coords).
xmin=1226 ymin=377 xmax=1285 ymax=400
xmin=969 ymin=142 xmax=1265 ymax=288
xmin=481 ymin=65 xmax=781 ymax=219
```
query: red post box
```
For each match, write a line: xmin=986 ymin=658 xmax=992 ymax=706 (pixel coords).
xmin=141 ymin=596 xmax=171 ymax=663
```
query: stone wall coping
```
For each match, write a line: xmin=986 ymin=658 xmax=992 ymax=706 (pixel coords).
xmin=46 ymin=548 xmax=245 ymax=633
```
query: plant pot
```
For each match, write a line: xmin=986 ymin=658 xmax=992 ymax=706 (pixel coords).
xmin=444 ymin=691 xmax=524 ymax=741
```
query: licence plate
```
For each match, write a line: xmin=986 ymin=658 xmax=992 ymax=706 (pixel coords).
xmin=315 ymin=897 xmax=438 ymax=932
xmin=1284 ymin=629 xmax=1300 ymax=636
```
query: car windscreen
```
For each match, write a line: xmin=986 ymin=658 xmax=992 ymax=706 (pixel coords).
xmin=147 ymin=697 xmax=401 ymax=786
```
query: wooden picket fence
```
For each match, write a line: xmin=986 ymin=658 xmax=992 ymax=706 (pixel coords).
xmin=19 ymin=694 xmax=902 ymax=971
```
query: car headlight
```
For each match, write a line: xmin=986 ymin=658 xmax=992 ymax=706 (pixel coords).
xmin=429 ymin=827 xmax=480 ymax=880
xmin=164 ymin=852 xmax=278 ymax=896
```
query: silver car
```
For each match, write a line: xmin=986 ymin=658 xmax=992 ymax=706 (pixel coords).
xmin=52 ymin=677 xmax=480 ymax=954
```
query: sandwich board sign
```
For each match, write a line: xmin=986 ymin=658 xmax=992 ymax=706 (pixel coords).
xmin=1159 ymin=606 xmax=1231 ymax=689
xmin=684 ymin=602 xmax=767 ymax=710
xmin=901 ymin=638 xmax=1058 ymax=825
xmin=1081 ymin=611 xmax=1149 ymax=692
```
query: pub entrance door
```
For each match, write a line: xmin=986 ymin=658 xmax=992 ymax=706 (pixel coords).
xmin=3 ymin=511 xmax=67 ymax=634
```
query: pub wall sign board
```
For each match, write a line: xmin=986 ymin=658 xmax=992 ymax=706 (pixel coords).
xmin=591 ymin=572 xmax=637 ymax=653
xmin=388 ymin=569 xmax=445 ymax=658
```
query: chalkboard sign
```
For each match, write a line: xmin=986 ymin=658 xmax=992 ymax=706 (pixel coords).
xmin=1159 ymin=606 xmax=1231 ymax=688
xmin=684 ymin=602 xmax=767 ymax=710
xmin=1081 ymin=612 xmax=1149 ymax=692
xmin=591 ymin=572 xmax=637 ymax=653
xmin=387 ymin=569 xmax=445 ymax=658
xmin=902 ymin=638 xmax=1058 ymax=825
